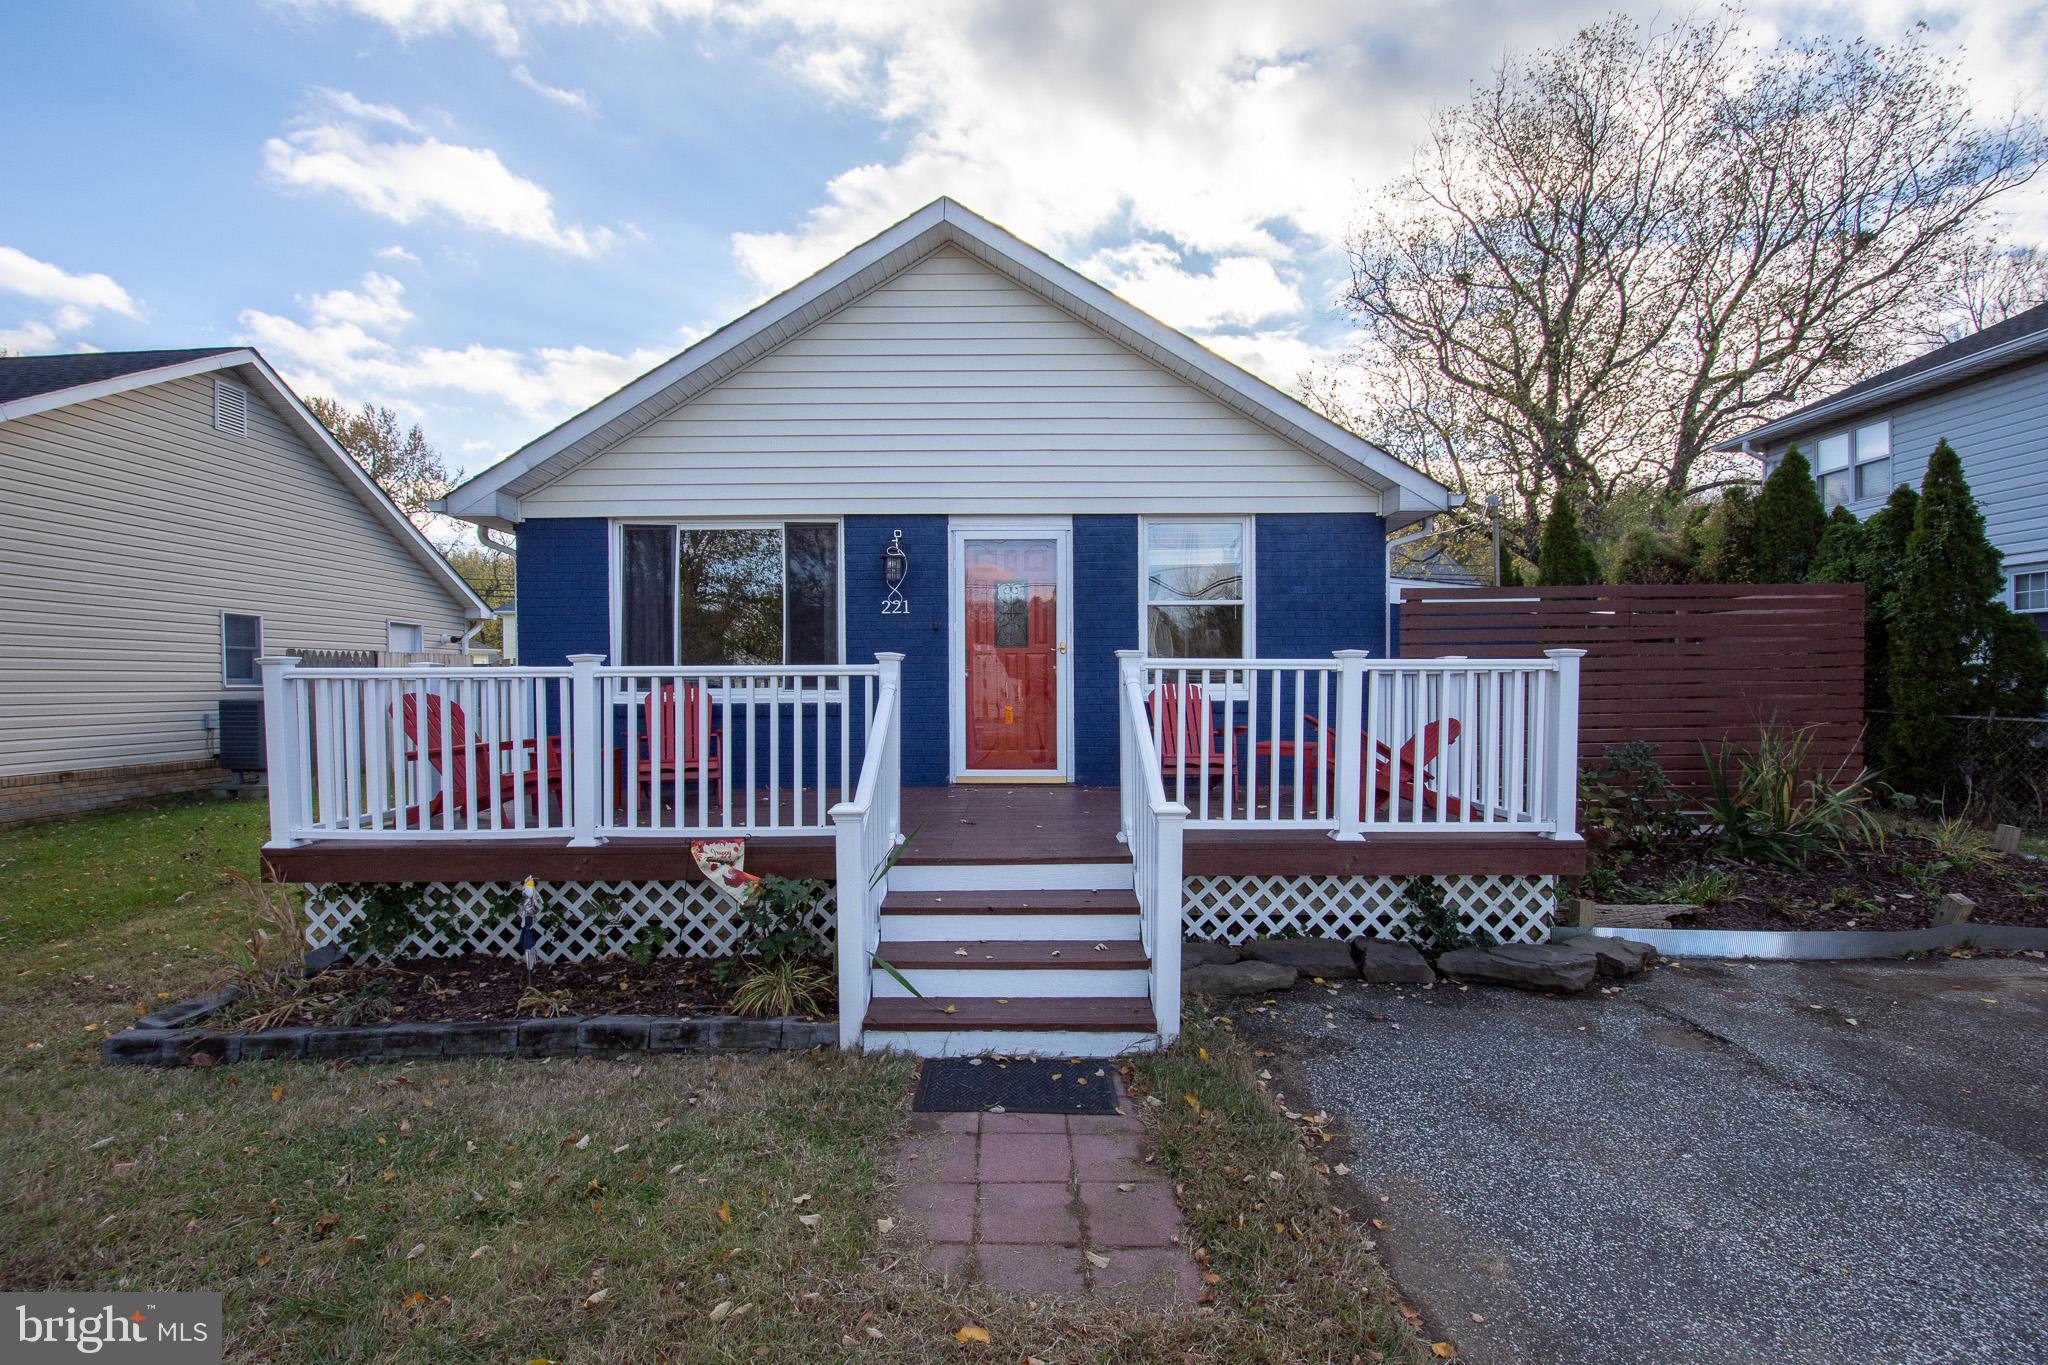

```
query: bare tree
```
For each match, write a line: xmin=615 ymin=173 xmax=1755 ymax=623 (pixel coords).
xmin=1341 ymin=9 xmax=2044 ymax=530
xmin=1913 ymin=238 xmax=2048 ymax=347
xmin=305 ymin=395 xmax=452 ymax=527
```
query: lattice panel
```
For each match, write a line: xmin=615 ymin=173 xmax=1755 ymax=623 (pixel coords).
xmin=1181 ymin=874 xmax=1554 ymax=946
xmin=302 ymin=881 xmax=836 ymax=964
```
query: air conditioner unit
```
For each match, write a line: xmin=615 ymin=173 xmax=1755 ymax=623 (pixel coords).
xmin=217 ymin=699 xmax=266 ymax=772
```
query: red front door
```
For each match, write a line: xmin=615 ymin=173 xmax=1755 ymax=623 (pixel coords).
xmin=963 ymin=538 xmax=1059 ymax=772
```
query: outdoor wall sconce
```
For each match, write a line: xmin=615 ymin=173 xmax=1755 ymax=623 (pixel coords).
xmin=881 ymin=529 xmax=910 ymax=614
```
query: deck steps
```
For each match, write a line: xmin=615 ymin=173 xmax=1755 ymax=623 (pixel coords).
xmin=859 ymin=862 xmax=1160 ymax=1055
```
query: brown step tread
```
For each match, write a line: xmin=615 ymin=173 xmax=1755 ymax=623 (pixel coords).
xmin=863 ymin=997 xmax=1157 ymax=1032
xmin=881 ymin=889 xmax=1140 ymax=915
xmin=879 ymin=940 xmax=1149 ymax=970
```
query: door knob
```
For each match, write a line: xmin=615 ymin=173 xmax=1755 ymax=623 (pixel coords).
xmin=1058 ymin=642 xmax=1068 ymax=654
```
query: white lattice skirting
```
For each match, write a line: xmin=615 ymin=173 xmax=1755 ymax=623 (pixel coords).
xmin=302 ymin=882 xmax=836 ymax=963
xmin=1182 ymin=874 xmax=1555 ymax=946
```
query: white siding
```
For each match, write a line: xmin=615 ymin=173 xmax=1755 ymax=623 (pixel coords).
xmin=1764 ymin=359 xmax=2048 ymax=576
xmin=520 ymin=247 xmax=1381 ymax=518
xmin=0 ymin=373 xmax=473 ymax=777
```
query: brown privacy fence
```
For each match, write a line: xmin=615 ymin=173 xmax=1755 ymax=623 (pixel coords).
xmin=1397 ymin=583 xmax=1866 ymax=797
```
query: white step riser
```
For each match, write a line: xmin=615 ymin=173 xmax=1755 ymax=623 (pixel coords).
xmin=874 ymin=967 xmax=1150 ymax=999
xmin=886 ymin=862 xmax=1134 ymax=893
xmin=860 ymin=1029 xmax=1161 ymax=1058
xmin=880 ymin=913 xmax=1141 ymax=942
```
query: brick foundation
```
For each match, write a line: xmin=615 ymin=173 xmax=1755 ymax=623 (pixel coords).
xmin=0 ymin=759 xmax=240 ymax=828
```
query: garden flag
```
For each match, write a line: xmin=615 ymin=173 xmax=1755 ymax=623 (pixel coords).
xmin=692 ymin=839 xmax=761 ymax=907
xmin=517 ymin=876 xmax=540 ymax=970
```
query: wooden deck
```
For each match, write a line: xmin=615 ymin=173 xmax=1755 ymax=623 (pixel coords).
xmin=262 ymin=784 xmax=1584 ymax=882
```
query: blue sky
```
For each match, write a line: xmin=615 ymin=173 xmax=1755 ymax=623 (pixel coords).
xmin=4 ymin=0 xmax=2043 ymax=488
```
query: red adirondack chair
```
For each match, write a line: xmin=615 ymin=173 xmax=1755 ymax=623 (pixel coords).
xmin=395 ymin=692 xmax=563 ymax=826
xmin=635 ymin=683 xmax=722 ymax=801
xmin=1299 ymin=714 xmax=1464 ymax=818
xmin=1147 ymin=681 xmax=1228 ymax=782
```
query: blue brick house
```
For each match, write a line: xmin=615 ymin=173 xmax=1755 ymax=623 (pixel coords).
xmin=444 ymin=199 xmax=1452 ymax=790
xmin=268 ymin=200 xmax=1589 ymax=1057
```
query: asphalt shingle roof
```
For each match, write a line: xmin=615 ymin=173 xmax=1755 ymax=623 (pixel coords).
xmin=0 ymin=347 xmax=243 ymax=407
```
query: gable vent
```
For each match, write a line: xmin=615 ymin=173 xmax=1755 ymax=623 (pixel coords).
xmin=213 ymin=378 xmax=250 ymax=435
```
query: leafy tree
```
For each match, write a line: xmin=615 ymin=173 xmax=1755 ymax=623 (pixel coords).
xmin=1339 ymin=8 xmax=2043 ymax=536
xmin=1753 ymin=445 xmax=1828 ymax=581
xmin=1857 ymin=484 xmax=1919 ymax=716
xmin=1694 ymin=486 xmax=1760 ymax=583
xmin=1807 ymin=506 xmax=1865 ymax=583
xmin=442 ymin=543 xmax=513 ymax=651
xmin=1536 ymin=497 xmax=1601 ymax=586
xmin=1888 ymin=442 xmax=2048 ymax=778
xmin=1498 ymin=555 xmax=1526 ymax=587
xmin=306 ymin=395 xmax=451 ymax=526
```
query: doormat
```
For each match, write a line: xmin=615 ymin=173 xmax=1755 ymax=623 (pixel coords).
xmin=913 ymin=1057 xmax=1120 ymax=1115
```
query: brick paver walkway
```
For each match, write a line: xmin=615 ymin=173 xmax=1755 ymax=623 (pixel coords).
xmin=895 ymin=1085 xmax=1203 ymax=1298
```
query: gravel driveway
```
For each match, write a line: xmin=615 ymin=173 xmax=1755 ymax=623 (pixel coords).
xmin=1238 ymin=953 xmax=2048 ymax=1365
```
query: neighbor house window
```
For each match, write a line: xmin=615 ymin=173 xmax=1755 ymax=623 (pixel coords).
xmin=618 ymin=522 xmax=840 ymax=667
xmin=386 ymin=621 xmax=424 ymax=654
xmin=222 ymin=612 xmax=262 ymax=686
xmin=1143 ymin=518 xmax=1250 ymax=658
xmin=1808 ymin=421 xmax=1891 ymax=509
xmin=2014 ymin=569 xmax=2048 ymax=616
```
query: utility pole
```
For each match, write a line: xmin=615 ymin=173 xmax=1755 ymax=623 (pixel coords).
xmin=1486 ymin=493 xmax=1502 ymax=586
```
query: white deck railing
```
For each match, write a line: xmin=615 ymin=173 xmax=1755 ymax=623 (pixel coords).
xmin=1131 ymin=649 xmax=1584 ymax=839
xmin=831 ymin=653 xmax=904 ymax=1050
xmin=259 ymin=653 xmax=892 ymax=847
xmin=1117 ymin=652 xmax=1187 ymax=1046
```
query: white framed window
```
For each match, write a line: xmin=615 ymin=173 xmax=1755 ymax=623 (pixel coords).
xmin=213 ymin=378 xmax=250 ymax=436
xmin=221 ymin=612 xmax=262 ymax=686
xmin=2013 ymin=568 xmax=2048 ymax=616
xmin=613 ymin=521 xmax=842 ymax=668
xmin=1806 ymin=420 xmax=1891 ymax=509
xmin=385 ymin=621 xmax=424 ymax=653
xmin=1141 ymin=516 xmax=1253 ymax=659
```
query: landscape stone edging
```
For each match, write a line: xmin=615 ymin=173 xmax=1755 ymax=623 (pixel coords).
xmin=1555 ymin=922 xmax=2048 ymax=961
xmin=104 ymin=1000 xmax=836 ymax=1068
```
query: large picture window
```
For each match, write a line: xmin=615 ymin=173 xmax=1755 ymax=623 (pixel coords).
xmin=1143 ymin=518 xmax=1249 ymax=658
xmin=619 ymin=522 xmax=840 ymax=667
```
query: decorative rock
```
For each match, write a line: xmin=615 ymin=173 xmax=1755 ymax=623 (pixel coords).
xmin=440 ymin=1022 xmax=519 ymax=1057
xmin=1181 ymin=940 xmax=1242 ymax=968
xmin=235 ymin=1027 xmax=313 ymax=1062
xmin=1350 ymin=937 xmax=1435 ymax=984
xmin=778 ymin=1019 xmax=838 ymax=1051
xmin=1568 ymin=937 xmax=1659 ymax=978
xmin=1435 ymin=944 xmax=1598 ymax=993
xmin=577 ymin=1015 xmax=654 ymax=1054
xmin=1933 ymin=893 xmax=1976 ymax=927
xmin=1242 ymin=937 xmax=1355 ymax=976
xmin=1991 ymin=824 xmax=2023 ymax=855
xmin=1181 ymin=959 xmax=1299 ymax=997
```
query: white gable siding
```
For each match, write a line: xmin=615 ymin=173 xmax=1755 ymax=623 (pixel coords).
xmin=0 ymin=373 xmax=472 ymax=777
xmin=518 ymin=247 xmax=1381 ymax=518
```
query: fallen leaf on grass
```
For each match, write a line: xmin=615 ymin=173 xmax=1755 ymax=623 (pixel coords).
xmin=311 ymin=1213 xmax=340 ymax=1239
xmin=470 ymin=1245 xmax=491 ymax=1260
xmin=709 ymin=1300 xmax=734 ymax=1323
xmin=1084 ymin=1251 xmax=1110 ymax=1269
xmin=876 ymin=1217 xmax=894 ymax=1234
xmin=1431 ymin=1344 xmax=1458 ymax=1358
xmin=271 ymin=1085 xmax=285 ymax=1101
xmin=582 ymin=1288 xmax=610 ymax=1310
xmin=797 ymin=1213 xmax=821 ymax=1229
xmin=405 ymin=1243 xmax=425 ymax=1260
xmin=953 ymin=1324 xmax=991 ymax=1344
xmin=716 ymin=1202 xmax=732 ymax=1223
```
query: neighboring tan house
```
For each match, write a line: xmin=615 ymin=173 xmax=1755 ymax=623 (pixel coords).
xmin=0 ymin=347 xmax=489 ymax=824
xmin=1720 ymin=301 xmax=2048 ymax=639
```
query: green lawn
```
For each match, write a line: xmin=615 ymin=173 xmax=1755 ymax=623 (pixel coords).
xmin=0 ymin=798 xmax=1429 ymax=1363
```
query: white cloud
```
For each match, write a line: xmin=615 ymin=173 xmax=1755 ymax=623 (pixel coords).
xmin=0 ymin=320 xmax=59 ymax=353
xmin=239 ymin=272 xmax=667 ymax=419
xmin=263 ymin=89 xmax=616 ymax=256
xmin=292 ymin=0 xmax=523 ymax=56
xmin=0 ymin=245 xmax=139 ymax=317
xmin=1084 ymin=241 xmax=1303 ymax=331
xmin=375 ymin=244 xmax=421 ymax=264
xmin=512 ymin=64 xmax=594 ymax=112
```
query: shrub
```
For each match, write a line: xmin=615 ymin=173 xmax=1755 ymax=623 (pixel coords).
xmin=1610 ymin=527 xmax=1695 ymax=585
xmin=1659 ymin=867 xmax=1742 ymax=907
xmin=1695 ymin=485 xmax=1759 ymax=583
xmin=730 ymin=959 xmax=833 ymax=1018
xmin=1807 ymin=506 xmax=1865 ymax=583
xmin=1702 ymin=724 xmax=1883 ymax=867
xmin=1579 ymin=741 xmax=1696 ymax=850
xmin=1400 ymin=875 xmax=1495 ymax=956
xmin=1537 ymin=497 xmax=1602 ymax=586
xmin=1753 ymin=445 xmax=1828 ymax=580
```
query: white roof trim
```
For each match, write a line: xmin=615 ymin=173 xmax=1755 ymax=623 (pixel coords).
xmin=0 ymin=348 xmax=490 ymax=618
xmin=442 ymin=198 xmax=1454 ymax=525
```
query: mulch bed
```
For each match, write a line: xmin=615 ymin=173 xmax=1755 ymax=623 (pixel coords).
xmin=1596 ymin=833 xmax=2047 ymax=931
xmin=222 ymin=955 xmax=742 ymax=1030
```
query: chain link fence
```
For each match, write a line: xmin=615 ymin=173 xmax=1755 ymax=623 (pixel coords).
xmin=1870 ymin=711 xmax=2048 ymax=831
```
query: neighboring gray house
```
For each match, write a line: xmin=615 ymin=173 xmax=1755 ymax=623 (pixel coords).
xmin=0 ymin=348 xmax=489 ymax=823
xmin=1720 ymin=302 xmax=2048 ymax=638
